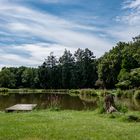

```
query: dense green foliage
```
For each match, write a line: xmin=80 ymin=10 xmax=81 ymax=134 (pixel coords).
xmin=96 ymin=36 xmax=140 ymax=89
xmin=0 ymin=110 xmax=140 ymax=140
xmin=0 ymin=67 xmax=39 ymax=88
xmin=0 ymin=36 xmax=140 ymax=89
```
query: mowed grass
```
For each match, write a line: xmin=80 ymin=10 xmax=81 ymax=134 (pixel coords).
xmin=0 ymin=110 xmax=140 ymax=140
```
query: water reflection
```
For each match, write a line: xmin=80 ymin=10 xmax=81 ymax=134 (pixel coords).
xmin=0 ymin=93 xmax=140 ymax=111
xmin=0 ymin=93 xmax=97 ymax=111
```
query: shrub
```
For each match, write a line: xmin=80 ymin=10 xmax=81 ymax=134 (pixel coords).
xmin=115 ymin=103 xmax=128 ymax=113
xmin=82 ymin=89 xmax=91 ymax=95
xmin=115 ymin=89 xmax=123 ymax=97
xmin=99 ymin=90 xmax=111 ymax=97
xmin=0 ymin=88 xmax=8 ymax=92
xmin=69 ymin=89 xmax=80 ymax=95
xmin=114 ymin=89 xmax=135 ymax=98
xmin=134 ymin=90 xmax=140 ymax=99
xmin=97 ymin=99 xmax=106 ymax=114
xmin=116 ymin=80 xmax=131 ymax=90
xmin=122 ymin=90 xmax=135 ymax=98
xmin=79 ymin=89 xmax=97 ymax=96
xmin=90 ymin=90 xmax=98 ymax=96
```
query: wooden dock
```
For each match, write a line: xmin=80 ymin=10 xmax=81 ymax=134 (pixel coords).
xmin=5 ymin=104 xmax=37 ymax=112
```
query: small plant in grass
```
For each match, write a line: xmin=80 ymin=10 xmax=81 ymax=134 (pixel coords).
xmin=109 ymin=114 xmax=116 ymax=118
xmin=97 ymin=98 xmax=106 ymax=114
xmin=47 ymin=94 xmax=61 ymax=111
xmin=123 ymin=115 xmax=140 ymax=122
xmin=108 ymin=113 xmax=122 ymax=119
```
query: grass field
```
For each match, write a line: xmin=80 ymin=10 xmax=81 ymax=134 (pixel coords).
xmin=0 ymin=110 xmax=140 ymax=140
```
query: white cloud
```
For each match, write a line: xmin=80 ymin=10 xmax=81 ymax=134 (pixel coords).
xmin=123 ymin=0 xmax=140 ymax=9
xmin=108 ymin=0 xmax=140 ymax=42
xmin=120 ymin=0 xmax=140 ymax=25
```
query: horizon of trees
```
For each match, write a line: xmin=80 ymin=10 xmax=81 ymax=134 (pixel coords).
xmin=0 ymin=36 xmax=140 ymax=89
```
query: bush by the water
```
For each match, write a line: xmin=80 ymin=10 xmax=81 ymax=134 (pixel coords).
xmin=115 ymin=103 xmax=128 ymax=113
xmin=134 ymin=90 xmax=140 ymax=99
xmin=123 ymin=90 xmax=135 ymax=98
xmin=97 ymin=99 xmax=106 ymax=114
xmin=115 ymin=89 xmax=135 ymax=98
xmin=115 ymin=89 xmax=123 ymax=97
xmin=69 ymin=89 xmax=80 ymax=95
xmin=98 ymin=90 xmax=111 ymax=97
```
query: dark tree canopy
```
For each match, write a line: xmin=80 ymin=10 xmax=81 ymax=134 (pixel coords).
xmin=97 ymin=37 xmax=140 ymax=89
xmin=0 ymin=36 xmax=140 ymax=89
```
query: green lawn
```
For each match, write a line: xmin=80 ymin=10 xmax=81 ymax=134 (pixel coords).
xmin=0 ymin=110 xmax=140 ymax=140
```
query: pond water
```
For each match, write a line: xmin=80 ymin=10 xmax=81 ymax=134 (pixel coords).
xmin=0 ymin=93 xmax=140 ymax=111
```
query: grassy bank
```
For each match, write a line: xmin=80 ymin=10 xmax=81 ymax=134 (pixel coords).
xmin=0 ymin=88 xmax=140 ymax=99
xmin=0 ymin=88 xmax=68 ymax=94
xmin=69 ymin=89 xmax=140 ymax=99
xmin=0 ymin=110 xmax=140 ymax=140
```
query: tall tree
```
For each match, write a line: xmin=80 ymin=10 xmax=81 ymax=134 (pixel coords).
xmin=38 ymin=52 xmax=62 ymax=89
xmin=74 ymin=48 xmax=97 ymax=88
xmin=59 ymin=49 xmax=75 ymax=89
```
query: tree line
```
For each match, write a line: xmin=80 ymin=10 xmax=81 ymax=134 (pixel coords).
xmin=0 ymin=36 xmax=140 ymax=89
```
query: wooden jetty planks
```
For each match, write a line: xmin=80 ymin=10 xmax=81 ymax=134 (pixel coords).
xmin=5 ymin=104 xmax=37 ymax=112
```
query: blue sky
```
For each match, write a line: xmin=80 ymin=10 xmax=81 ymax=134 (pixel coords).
xmin=0 ymin=0 xmax=140 ymax=68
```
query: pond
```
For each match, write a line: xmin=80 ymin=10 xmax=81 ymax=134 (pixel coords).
xmin=0 ymin=93 xmax=140 ymax=111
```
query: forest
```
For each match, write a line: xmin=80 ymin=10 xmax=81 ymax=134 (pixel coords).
xmin=0 ymin=36 xmax=140 ymax=89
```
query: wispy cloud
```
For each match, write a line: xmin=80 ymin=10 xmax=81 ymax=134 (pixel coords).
xmin=0 ymin=0 xmax=114 ymax=68
xmin=105 ymin=0 xmax=140 ymax=42
xmin=40 ymin=0 xmax=72 ymax=4
xmin=0 ymin=43 xmax=76 ymax=67
xmin=120 ymin=0 xmax=140 ymax=25
xmin=123 ymin=0 xmax=140 ymax=9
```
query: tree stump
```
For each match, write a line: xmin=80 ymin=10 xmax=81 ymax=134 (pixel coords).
xmin=104 ymin=94 xmax=117 ymax=113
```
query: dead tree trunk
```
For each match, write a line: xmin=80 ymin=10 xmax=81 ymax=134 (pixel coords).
xmin=104 ymin=94 xmax=117 ymax=113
